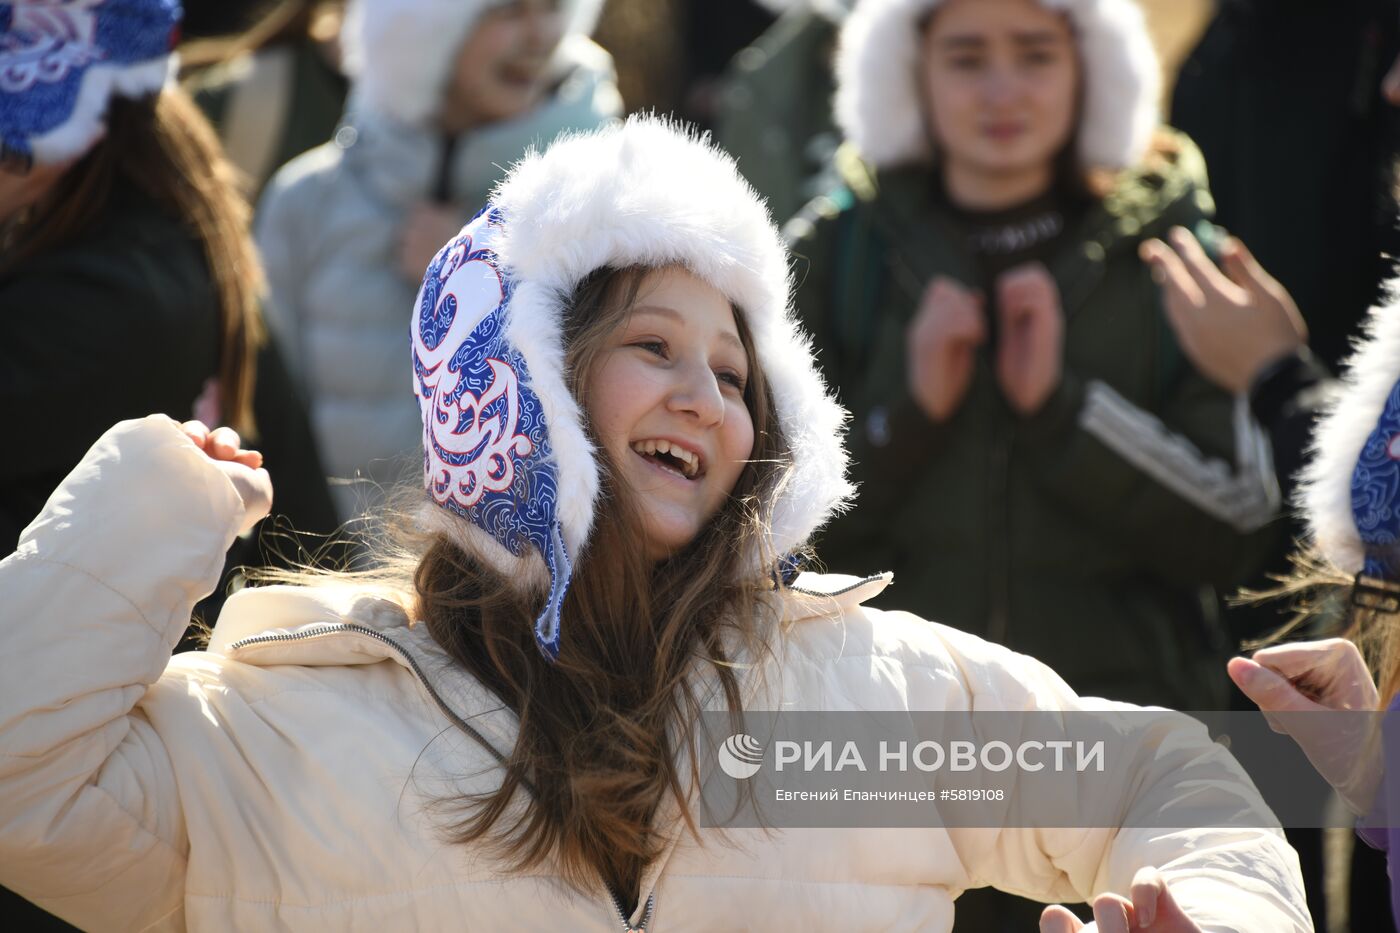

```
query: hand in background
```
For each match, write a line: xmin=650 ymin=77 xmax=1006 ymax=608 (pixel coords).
xmin=1383 ymin=50 xmax=1400 ymax=105
xmin=396 ymin=202 xmax=463 ymax=282
xmin=179 ymin=420 xmax=272 ymax=535
xmin=995 ymin=262 xmax=1064 ymax=417
xmin=1140 ymin=228 xmax=1307 ymax=395
xmin=1228 ymin=638 xmax=1381 ymax=815
xmin=1039 ymin=867 xmax=1203 ymax=932
xmin=907 ymin=276 xmax=986 ymax=422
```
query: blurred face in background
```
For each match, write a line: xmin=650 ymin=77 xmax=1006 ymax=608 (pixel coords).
xmin=919 ymin=0 xmax=1080 ymax=207
xmin=439 ymin=0 xmax=565 ymax=132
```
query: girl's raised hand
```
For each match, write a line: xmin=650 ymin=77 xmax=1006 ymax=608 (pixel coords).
xmin=995 ymin=262 xmax=1064 ymax=417
xmin=180 ymin=420 xmax=273 ymax=534
xmin=1139 ymin=229 xmax=1305 ymax=395
xmin=1228 ymin=639 xmax=1381 ymax=814
xmin=906 ymin=276 xmax=987 ymax=423
xmin=1039 ymin=868 xmax=1203 ymax=932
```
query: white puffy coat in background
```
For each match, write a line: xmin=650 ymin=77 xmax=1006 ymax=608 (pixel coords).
xmin=256 ymin=36 xmax=622 ymax=521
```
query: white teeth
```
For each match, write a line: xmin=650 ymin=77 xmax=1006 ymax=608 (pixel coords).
xmin=630 ymin=439 xmax=702 ymax=479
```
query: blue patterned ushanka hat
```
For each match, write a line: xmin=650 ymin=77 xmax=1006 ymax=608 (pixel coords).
xmin=0 ymin=0 xmax=181 ymax=170
xmin=412 ymin=207 xmax=575 ymax=659
xmin=410 ymin=116 xmax=855 ymax=660
xmin=1302 ymin=299 xmax=1400 ymax=581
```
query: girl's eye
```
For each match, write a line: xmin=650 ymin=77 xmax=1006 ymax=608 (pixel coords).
xmin=948 ymin=56 xmax=983 ymax=72
xmin=1021 ymin=51 xmax=1057 ymax=67
xmin=632 ymin=340 xmax=667 ymax=358
xmin=717 ymin=370 xmax=747 ymax=392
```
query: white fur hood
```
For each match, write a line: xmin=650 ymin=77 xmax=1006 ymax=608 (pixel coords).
xmin=1300 ymin=297 xmax=1400 ymax=573
xmin=487 ymin=116 xmax=855 ymax=565
xmin=834 ymin=0 xmax=1160 ymax=171
xmin=340 ymin=0 xmax=606 ymax=127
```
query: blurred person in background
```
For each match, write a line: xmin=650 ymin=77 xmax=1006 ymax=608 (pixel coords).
xmin=0 ymin=0 xmax=335 ymax=926
xmin=714 ymin=0 xmax=854 ymax=227
xmin=182 ymin=0 xmax=349 ymax=199
xmin=256 ymin=0 xmax=621 ymax=524
xmin=1172 ymin=0 xmax=1400 ymax=372
xmin=792 ymin=0 xmax=1278 ymax=710
xmin=789 ymin=10 xmax=1287 ymax=922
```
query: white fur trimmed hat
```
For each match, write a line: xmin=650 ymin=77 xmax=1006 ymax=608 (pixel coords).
xmin=340 ymin=0 xmax=606 ymax=127
xmin=1299 ymin=298 xmax=1400 ymax=579
xmin=411 ymin=115 xmax=853 ymax=657
xmin=0 ymin=0 xmax=181 ymax=168
xmin=834 ymin=0 xmax=1161 ymax=171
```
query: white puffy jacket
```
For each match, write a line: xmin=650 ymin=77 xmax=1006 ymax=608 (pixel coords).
xmin=0 ymin=418 xmax=1311 ymax=931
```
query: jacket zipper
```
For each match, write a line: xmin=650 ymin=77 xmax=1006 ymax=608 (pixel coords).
xmin=611 ymin=888 xmax=656 ymax=933
xmin=227 ymin=624 xmax=662 ymax=928
xmin=229 ymin=624 xmax=508 ymax=769
xmin=987 ymin=421 xmax=1012 ymax=645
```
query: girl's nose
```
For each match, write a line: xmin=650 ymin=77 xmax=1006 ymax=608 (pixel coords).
xmin=981 ymin=67 xmax=1019 ymax=106
xmin=666 ymin=362 xmax=725 ymax=426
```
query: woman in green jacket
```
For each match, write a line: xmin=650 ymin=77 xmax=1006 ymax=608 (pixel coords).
xmin=792 ymin=0 xmax=1280 ymax=709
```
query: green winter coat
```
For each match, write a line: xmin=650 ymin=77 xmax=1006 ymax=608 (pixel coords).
xmin=789 ymin=133 xmax=1281 ymax=708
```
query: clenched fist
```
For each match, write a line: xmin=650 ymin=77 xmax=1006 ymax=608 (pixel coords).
xmin=906 ymin=276 xmax=987 ymax=422
xmin=179 ymin=420 xmax=273 ymax=535
xmin=995 ymin=262 xmax=1064 ymax=417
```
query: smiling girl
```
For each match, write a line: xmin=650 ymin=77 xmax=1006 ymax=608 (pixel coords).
xmin=0 ymin=118 xmax=1310 ymax=931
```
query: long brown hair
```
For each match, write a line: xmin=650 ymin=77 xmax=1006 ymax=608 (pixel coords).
xmin=1 ymin=88 xmax=265 ymax=436
xmin=1240 ymin=553 xmax=1400 ymax=706
xmin=415 ymin=265 xmax=794 ymax=903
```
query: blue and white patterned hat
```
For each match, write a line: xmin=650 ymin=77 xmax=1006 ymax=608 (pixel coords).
xmin=1302 ymin=296 xmax=1400 ymax=580
xmin=410 ymin=115 xmax=855 ymax=660
xmin=0 ymin=0 xmax=180 ymax=170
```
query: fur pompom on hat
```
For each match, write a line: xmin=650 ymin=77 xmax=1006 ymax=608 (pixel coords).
xmin=1300 ymin=298 xmax=1400 ymax=579
xmin=411 ymin=115 xmax=853 ymax=657
xmin=340 ymin=0 xmax=606 ymax=127
xmin=834 ymin=0 xmax=1161 ymax=171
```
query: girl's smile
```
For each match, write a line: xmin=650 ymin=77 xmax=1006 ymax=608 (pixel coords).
xmin=585 ymin=267 xmax=755 ymax=561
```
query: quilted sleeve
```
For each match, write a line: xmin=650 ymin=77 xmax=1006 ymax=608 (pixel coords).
xmin=0 ymin=416 xmax=246 ymax=930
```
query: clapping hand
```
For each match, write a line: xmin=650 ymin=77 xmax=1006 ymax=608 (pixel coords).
xmin=995 ymin=262 xmax=1064 ymax=417
xmin=906 ymin=276 xmax=987 ymax=422
xmin=1140 ymin=229 xmax=1306 ymax=394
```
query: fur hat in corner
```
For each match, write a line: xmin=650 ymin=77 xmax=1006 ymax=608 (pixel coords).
xmin=0 ymin=0 xmax=181 ymax=169
xmin=1299 ymin=298 xmax=1400 ymax=580
xmin=410 ymin=115 xmax=853 ymax=658
xmin=834 ymin=0 xmax=1160 ymax=172
xmin=340 ymin=0 xmax=606 ymax=128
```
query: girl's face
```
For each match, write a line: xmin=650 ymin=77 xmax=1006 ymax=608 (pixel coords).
xmin=584 ymin=268 xmax=756 ymax=562
xmin=440 ymin=0 xmax=564 ymax=132
xmin=919 ymin=0 xmax=1079 ymax=187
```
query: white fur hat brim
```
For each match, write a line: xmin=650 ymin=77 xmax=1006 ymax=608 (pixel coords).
xmin=340 ymin=0 xmax=606 ymax=127
xmin=26 ymin=55 xmax=175 ymax=165
xmin=834 ymin=0 xmax=1160 ymax=171
xmin=1300 ymin=295 xmax=1400 ymax=574
xmin=489 ymin=114 xmax=854 ymax=564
